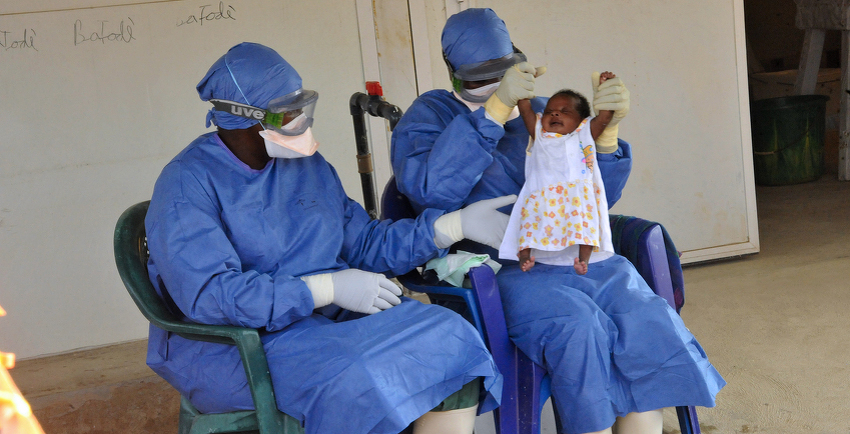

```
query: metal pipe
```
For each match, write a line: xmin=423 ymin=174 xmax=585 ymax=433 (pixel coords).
xmin=349 ymin=83 xmax=403 ymax=219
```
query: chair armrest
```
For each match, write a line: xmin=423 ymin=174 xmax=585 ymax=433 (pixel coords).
xmin=637 ymin=225 xmax=677 ymax=311
xmin=398 ymin=270 xmax=486 ymax=336
xmin=117 ymin=265 xmax=266 ymax=349
xmin=467 ymin=266 xmax=513 ymax=373
xmin=398 ymin=266 xmax=521 ymax=373
xmin=609 ymin=215 xmax=681 ymax=312
xmin=398 ymin=266 xmax=536 ymax=394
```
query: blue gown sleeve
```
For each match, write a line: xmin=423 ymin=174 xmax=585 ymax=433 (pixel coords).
xmin=326 ymin=164 xmax=449 ymax=276
xmin=597 ymin=138 xmax=633 ymax=207
xmin=392 ymin=92 xmax=632 ymax=211
xmin=145 ymin=162 xmax=315 ymax=332
xmin=391 ymin=93 xmax=507 ymax=213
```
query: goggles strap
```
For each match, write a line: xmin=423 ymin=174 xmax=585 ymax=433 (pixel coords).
xmin=210 ymin=99 xmax=267 ymax=122
xmin=209 ymin=99 xmax=291 ymax=129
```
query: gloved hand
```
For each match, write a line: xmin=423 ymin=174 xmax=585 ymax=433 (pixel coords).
xmin=483 ymin=62 xmax=543 ymax=124
xmin=433 ymin=195 xmax=517 ymax=250
xmin=591 ymin=71 xmax=630 ymax=153
xmin=302 ymin=269 xmax=402 ymax=314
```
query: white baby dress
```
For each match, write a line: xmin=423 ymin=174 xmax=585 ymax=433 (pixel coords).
xmin=499 ymin=116 xmax=614 ymax=266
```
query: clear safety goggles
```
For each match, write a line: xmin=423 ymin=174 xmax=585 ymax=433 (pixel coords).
xmin=210 ymin=88 xmax=318 ymax=136
xmin=448 ymin=45 xmax=527 ymax=82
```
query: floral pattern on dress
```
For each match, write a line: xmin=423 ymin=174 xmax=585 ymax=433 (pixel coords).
xmin=517 ymin=179 xmax=604 ymax=251
xmin=499 ymin=115 xmax=614 ymax=265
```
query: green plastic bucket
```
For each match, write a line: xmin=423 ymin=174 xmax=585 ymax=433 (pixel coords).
xmin=750 ymin=95 xmax=827 ymax=185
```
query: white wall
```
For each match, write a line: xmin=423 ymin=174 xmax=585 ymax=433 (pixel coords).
xmin=0 ymin=0 xmax=757 ymax=359
xmin=0 ymin=0 xmax=373 ymax=358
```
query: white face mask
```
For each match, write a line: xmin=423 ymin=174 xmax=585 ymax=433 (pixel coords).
xmin=453 ymin=90 xmax=520 ymax=122
xmin=259 ymin=127 xmax=319 ymax=159
xmin=459 ymin=81 xmax=500 ymax=103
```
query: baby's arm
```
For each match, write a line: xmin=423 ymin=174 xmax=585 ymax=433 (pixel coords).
xmin=518 ymin=99 xmax=537 ymax=140
xmin=590 ymin=71 xmax=616 ymax=141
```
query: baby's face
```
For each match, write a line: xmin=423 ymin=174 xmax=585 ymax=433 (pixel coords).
xmin=541 ymin=95 xmax=583 ymax=135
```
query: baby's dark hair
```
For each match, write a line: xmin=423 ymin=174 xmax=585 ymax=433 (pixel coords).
xmin=551 ymin=89 xmax=591 ymax=119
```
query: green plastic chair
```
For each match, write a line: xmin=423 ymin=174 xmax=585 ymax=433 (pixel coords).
xmin=113 ymin=201 xmax=304 ymax=434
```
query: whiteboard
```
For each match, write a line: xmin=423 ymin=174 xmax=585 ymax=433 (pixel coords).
xmin=0 ymin=0 xmax=373 ymax=358
xmin=397 ymin=0 xmax=759 ymax=263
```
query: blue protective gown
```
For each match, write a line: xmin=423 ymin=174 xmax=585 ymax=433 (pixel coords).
xmin=391 ymin=90 xmax=725 ymax=433
xmin=145 ymin=132 xmax=501 ymax=434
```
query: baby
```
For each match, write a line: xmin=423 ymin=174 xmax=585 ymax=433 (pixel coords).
xmin=499 ymin=72 xmax=617 ymax=274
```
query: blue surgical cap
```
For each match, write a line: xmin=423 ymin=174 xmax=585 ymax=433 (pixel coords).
xmin=441 ymin=8 xmax=514 ymax=73
xmin=197 ymin=42 xmax=303 ymax=129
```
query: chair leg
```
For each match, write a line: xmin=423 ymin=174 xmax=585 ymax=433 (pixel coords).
xmin=675 ymin=405 xmax=700 ymax=434
xmin=178 ymin=396 xmax=199 ymax=434
xmin=551 ymin=399 xmax=564 ymax=434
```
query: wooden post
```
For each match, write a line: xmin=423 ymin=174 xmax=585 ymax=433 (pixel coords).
xmin=795 ymin=28 xmax=826 ymax=95
xmin=794 ymin=0 xmax=849 ymax=179
xmin=841 ymin=30 xmax=850 ymax=180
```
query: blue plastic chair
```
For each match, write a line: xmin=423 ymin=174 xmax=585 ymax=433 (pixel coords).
xmin=380 ymin=177 xmax=700 ymax=434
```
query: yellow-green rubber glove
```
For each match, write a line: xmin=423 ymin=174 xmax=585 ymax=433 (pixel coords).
xmin=483 ymin=62 xmax=543 ymax=125
xmin=592 ymin=72 xmax=630 ymax=153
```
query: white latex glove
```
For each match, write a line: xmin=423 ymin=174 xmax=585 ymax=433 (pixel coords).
xmin=591 ymin=72 xmax=630 ymax=153
xmin=301 ymin=269 xmax=402 ymax=314
xmin=483 ymin=62 xmax=542 ymax=124
xmin=433 ymin=195 xmax=517 ymax=249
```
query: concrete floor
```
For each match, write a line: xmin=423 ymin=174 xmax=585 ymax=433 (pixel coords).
xmin=677 ymin=175 xmax=850 ymax=434
xmin=10 ymin=340 xmax=177 ymax=433
xmin=8 ymin=175 xmax=849 ymax=434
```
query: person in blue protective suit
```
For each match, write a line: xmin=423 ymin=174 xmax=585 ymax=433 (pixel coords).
xmin=391 ymin=9 xmax=725 ymax=434
xmin=144 ymin=42 xmax=518 ymax=434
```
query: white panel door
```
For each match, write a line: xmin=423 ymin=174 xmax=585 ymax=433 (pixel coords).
xmin=382 ymin=0 xmax=759 ymax=264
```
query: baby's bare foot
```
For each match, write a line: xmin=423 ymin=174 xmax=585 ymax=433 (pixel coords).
xmin=519 ymin=249 xmax=536 ymax=272
xmin=573 ymin=257 xmax=588 ymax=275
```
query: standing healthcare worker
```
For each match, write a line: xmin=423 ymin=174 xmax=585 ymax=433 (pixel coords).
xmin=391 ymin=9 xmax=725 ymax=434
xmin=144 ymin=42 xmax=516 ymax=434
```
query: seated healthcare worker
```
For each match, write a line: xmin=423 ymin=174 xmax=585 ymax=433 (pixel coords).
xmin=391 ymin=9 xmax=725 ymax=434
xmin=144 ymin=42 xmax=515 ymax=434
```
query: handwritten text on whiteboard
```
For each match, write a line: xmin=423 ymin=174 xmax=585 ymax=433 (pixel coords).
xmin=74 ymin=18 xmax=135 ymax=45
xmin=177 ymin=3 xmax=237 ymax=27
